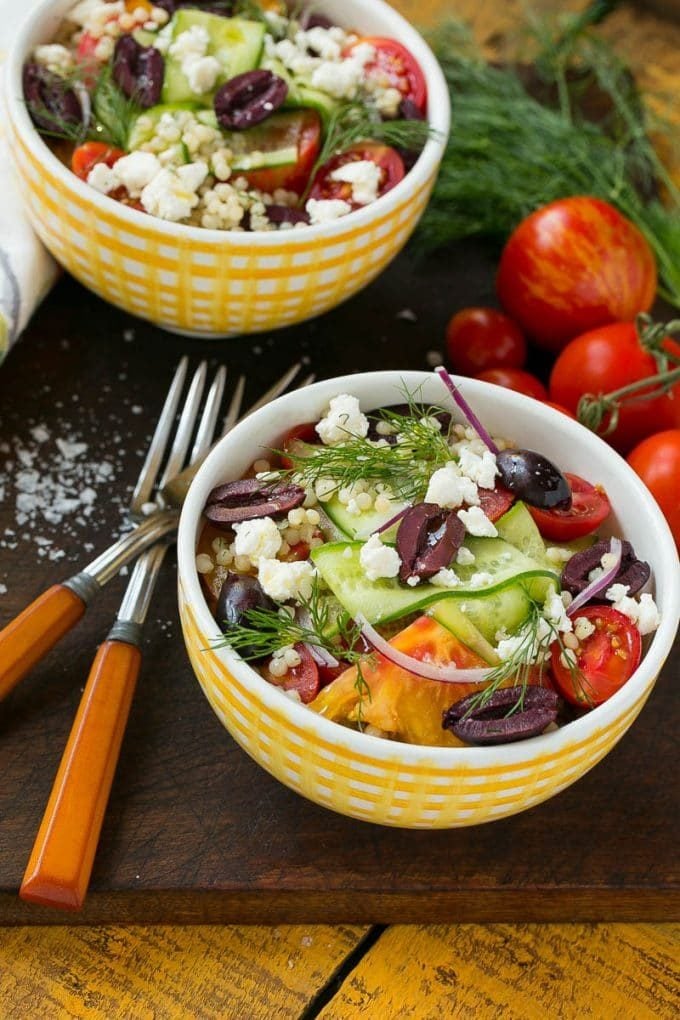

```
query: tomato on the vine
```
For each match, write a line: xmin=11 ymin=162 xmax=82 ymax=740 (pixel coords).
xmin=309 ymin=142 xmax=405 ymax=207
xmin=529 ymin=473 xmax=611 ymax=540
xmin=475 ymin=367 xmax=547 ymax=402
xmin=445 ymin=307 xmax=527 ymax=376
xmin=344 ymin=37 xmax=427 ymax=113
xmin=550 ymin=606 xmax=641 ymax=707
xmin=543 ymin=401 xmax=576 ymax=419
xmin=627 ymin=430 xmax=680 ymax=548
xmin=549 ymin=321 xmax=680 ymax=454
xmin=496 ymin=197 xmax=657 ymax=352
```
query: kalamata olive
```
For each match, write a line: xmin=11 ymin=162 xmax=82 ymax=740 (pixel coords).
xmin=216 ymin=572 xmax=277 ymax=658
xmin=443 ymin=686 xmax=560 ymax=745
xmin=204 ymin=478 xmax=305 ymax=524
xmin=496 ymin=449 xmax=572 ymax=510
xmin=396 ymin=503 xmax=465 ymax=583
xmin=265 ymin=204 xmax=310 ymax=226
xmin=366 ymin=404 xmax=451 ymax=445
xmin=113 ymin=35 xmax=164 ymax=108
xmin=561 ymin=539 xmax=650 ymax=599
xmin=214 ymin=69 xmax=288 ymax=130
xmin=23 ymin=62 xmax=86 ymax=137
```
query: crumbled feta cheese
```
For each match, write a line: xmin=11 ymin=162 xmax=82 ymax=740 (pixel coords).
xmin=33 ymin=44 xmax=74 ymax=76
xmin=469 ymin=571 xmax=494 ymax=589
xmin=87 ymin=162 xmax=120 ymax=195
xmin=456 ymin=546 xmax=475 ymax=566
xmin=373 ymin=86 xmax=403 ymax=118
xmin=496 ymin=617 xmax=553 ymax=663
xmin=315 ymin=394 xmax=369 ymax=445
xmin=605 ymin=582 xmax=630 ymax=603
xmin=169 ymin=24 xmax=210 ymax=63
xmin=543 ymin=589 xmax=573 ymax=633
xmin=233 ymin=516 xmax=282 ymax=566
xmin=113 ymin=152 xmax=162 ymax=197
xmin=301 ymin=26 xmax=343 ymax=60
xmin=270 ymin=37 xmax=319 ymax=77
xmin=168 ymin=25 xmax=222 ymax=94
xmin=607 ymin=591 xmax=661 ymax=635
xmin=425 ymin=464 xmax=479 ymax=509
xmin=457 ymin=505 xmax=498 ymax=538
xmin=457 ymin=448 xmax=499 ymax=490
xmin=349 ymin=41 xmax=377 ymax=67
xmin=600 ymin=551 xmax=619 ymax=571
xmin=546 ymin=546 xmax=573 ymax=565
xmin=140 ymin=163 xmax=208 ymax=221
xmin=573 ymin=616 xmax=596 ymax=641
xmin=359 ymin=534 xmax=401 ymax=582
xmin=330 ymin=159 xmax=382 ymax=206
xmin=311 ymin=58 xmax=364 ymax=99
xmin=305 ymin=198 xmax=352 ymax=225
xmin=430 ymin=567 xmax=461 ymax=588
xmin=186 ymin=55 xmax=221 ymax=94
xmin=258 ymin=558 xmax=316 ymax=603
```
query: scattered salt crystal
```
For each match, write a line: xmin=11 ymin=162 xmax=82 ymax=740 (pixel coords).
xmin=123 ymin=329 xmax=135 ymax=342
xmin=56 ymin=438 xmax=88 ymax=460
xmin=131 ymin=405 xmax=143 ymax=415
xmin=0 ymin=583 xmax=7 ymax=595
xmin=396 ymin=308 xmax=417 ymax=321
xmin=30 ymin=425 xmax=50 ymax=443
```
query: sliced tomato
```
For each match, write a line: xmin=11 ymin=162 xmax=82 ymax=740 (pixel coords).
xmin=308 ymin=142 xmax=405 ymax=207
xmin=550 ymin=606 xmax=641 ymax=707
xmin=72 ymin=141 xmax=125 ymax=181
xmin=280 ymin=422 xmax=319 ymax=469
xmin=529 ymin=473 xmax=611 ymax=540
xmin=345 ymin=37 xmax=427 ymax=113
xmin=263 ymin=643 xmax=320 ymax=704
xmin=236 ymin=110 xmax=322 ymax=195
xmin=477 ymin=483 xmax=515 ymax=522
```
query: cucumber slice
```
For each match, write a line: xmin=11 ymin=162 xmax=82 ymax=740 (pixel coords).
xmin=323 ymin=494 xmax=409 ymax=542
xmin=231 ymin=146 xmax=297 ymax=171
xmin=261 ymin=55 xmax=339 ymax=125
xmin=430 ymin=601 xmax=500 ymax=664
xmin=127 ymin=102 xmax=201 ymax=149
xmin=311 ymin=539 xmax=558 ymax=641
xmin=496 ymin=502 xmax=548 ymax=565
xmin=133 ymin=28 xmax=158 ymax=48
xmin=162 ymin=11 xmax=265 ymax=106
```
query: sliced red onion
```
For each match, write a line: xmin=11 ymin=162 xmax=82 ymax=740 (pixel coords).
xmin=376 ymin=505 xmax=411 ymax=534
xmin=567 ymin=537 xmax=622 ymax=616
xmin=435 ymin=367 xmax=500 ymax=455
xmin=296 ymin=607 xmax=340 ymax=668
xmin=357 ymin=615 xmax=493 ymax=684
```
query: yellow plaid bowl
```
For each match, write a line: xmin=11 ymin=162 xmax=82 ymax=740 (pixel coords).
xmin=177 ymin=372 xmax=680 ymax=828
xmin=6 ymin=0 xmax=449 ymax=338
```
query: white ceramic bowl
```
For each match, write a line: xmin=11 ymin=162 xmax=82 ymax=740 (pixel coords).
xmin=177 ymin=371 xmax=680 ymax=827
xmin=6 ymin=0 xmax=449 ymax=337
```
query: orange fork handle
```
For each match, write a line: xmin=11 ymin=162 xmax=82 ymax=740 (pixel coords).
xmin=20 ymin=639 xmax=141 ymax=912
xmin=0 ymin=585 xmax=87 ymax=700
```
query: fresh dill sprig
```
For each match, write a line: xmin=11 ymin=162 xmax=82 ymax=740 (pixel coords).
xmin=281 ymin=402 xmax=454 ymax=502
xmin=91 ymin=63 xmax=141 ymax=150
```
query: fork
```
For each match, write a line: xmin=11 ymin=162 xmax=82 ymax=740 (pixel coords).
xmin=17 ymin=359 xmax=312 ymax=911
xmin=0 ymin=359 xmax=305 ymax=701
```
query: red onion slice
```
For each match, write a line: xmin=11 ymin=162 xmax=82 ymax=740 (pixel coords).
xmin=376 ymin=505 xmax=411 ymax=534
xmin=296 ymin=608 xmax=340 ymax=668
xmin=566 ymin=537 xmax=622 ymax=616
xmin=435 ymin=367 xmax=500 ymax=455
xmin=357 ymin=615 xmax=493 ymax=684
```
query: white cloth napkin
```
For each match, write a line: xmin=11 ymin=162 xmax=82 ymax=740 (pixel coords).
xmin=0 ymin=0 xmax=58 ymax=363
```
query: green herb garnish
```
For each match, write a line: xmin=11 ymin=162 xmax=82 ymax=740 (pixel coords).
xmin=91 ymin=63 xmax=141 ymax=150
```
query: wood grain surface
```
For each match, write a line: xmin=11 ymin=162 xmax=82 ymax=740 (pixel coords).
xmin=1 ymin=0 xmax=679 ymax=1016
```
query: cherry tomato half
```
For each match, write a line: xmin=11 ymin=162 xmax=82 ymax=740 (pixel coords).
xmin=475 ymin=367 xmax=548 ymax=402
xmin=71 ymin=141 xmax=125 ymax=181
xmin=309 ymin=142 xmax=405 ymax=207
xmin=445 ymin=307 xmax=527 ymax=376
xmin=529 ymin=473 xmax=611 ymax=540
xmin=237 ymin=110 xmax=322 ymax=195
xmin=345 ymin=37 xmax=427 ymax=113
xmin=477 ymin=484 xmax=515 ymax=522
xmin=550 ymin=606 xmax=642 ymax=707
xmin=549 ymin=322 xmax=680 ymax=454
xmin=627 ymin=429 xmax=680 ymax=548
xmin=263 ymin=643 xmax=320 ymax=703
xmin=497 ymin=197 xmax=657 ymax=352
xmin=280 ymin=422 xmax=319 ymax=470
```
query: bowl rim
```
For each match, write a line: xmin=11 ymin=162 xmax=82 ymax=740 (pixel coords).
xmin=177 ymin=369 xmax=680 ymax=766
xmin=6 ymin=0 xmax=450 ymax=246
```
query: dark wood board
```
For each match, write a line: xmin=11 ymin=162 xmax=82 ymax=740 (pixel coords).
xmin=0 ymin=242 xmax=678 ymax=925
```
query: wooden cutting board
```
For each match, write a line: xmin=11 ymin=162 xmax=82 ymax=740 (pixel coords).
xmin=0 ymin=242 xmax=677 ymax=925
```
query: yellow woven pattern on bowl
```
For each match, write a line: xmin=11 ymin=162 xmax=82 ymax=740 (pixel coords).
xmin=179 ymin=589 xmax=652 ymax=828
xmin=9 ymin=121 xmax=435 ymax=335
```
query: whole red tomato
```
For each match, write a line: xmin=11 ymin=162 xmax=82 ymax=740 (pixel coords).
xmin=496 ymin=197 xmax=657 ymax=352
xmin=475 ymin=367 xmax=547 ymax=401
xmin=445 ymin=307 xmax=527 ymax=375
xmin=627 ymin=430 xmax=680 ymax=547
xmin=549 ymin=321 xmax=680 ymax=453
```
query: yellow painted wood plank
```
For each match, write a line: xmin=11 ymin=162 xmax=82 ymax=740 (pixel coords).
xmin=318 ymin=923 xmax=680 ymax=1020
xmin=0 ymin=924 xmax=368 ymax=1020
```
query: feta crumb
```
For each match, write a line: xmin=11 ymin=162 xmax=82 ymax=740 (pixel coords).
xmin=141 ymin=163 xmax=208 ymax=221
xmin=359 ymin=534 xmax=401 ymax=582
xmin=233 ymin=516 xmax=282 ymax=566
xmin=607 ymin=590 xmax=661 ymax=635
xmin=113 ymin=152 xmax=162 ymax=197
xmin=87 ymin=162 xmax=120 ymax=195
xmin=546 ymin=546 xmax=573 ymax=565
xmin=457 ymin=505 xmax=498 ymax=538
xmin=430 ymin=567 xmax=461 ymax=588
xmin=469 ymin=571 xmax=494 ymax=588
xmin=605 ymin=582 xmax=630 ymax=603
xmin=185 ymin=54 xmax=221 ymax=94
xmin=456 ymin=447 xmax=498 ymax=490
xmin=33 ymin=44 xmax=74 ymax=76
xmin=574 ymin=616 xmax=596 ymax=641
xmin=311 ymin=58 xmax=364 ymax=98
xmin=330 ymin=159 xmax=382 ymax=206
xmin=456 ymin=546 xmax=475 ymax=565
xmin=315 ymin=394 xmax=369 ymax=445
xmin=305 ymin=198 xmax=352 ymax=225
xmin=258 ymin=558 xmax=316 ymax=603
xmin=543 ymin=589 xmax=573 ymax=633
xmin=425 ymin=464 xmax=479 ymax=509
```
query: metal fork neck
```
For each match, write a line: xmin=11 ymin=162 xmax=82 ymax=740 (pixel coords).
xmin=83 ymin=511 xmax=178 ymax=587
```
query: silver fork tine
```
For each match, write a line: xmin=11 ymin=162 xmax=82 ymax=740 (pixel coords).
xmin=299 ymin=372 xmax=316 ymax=388
xmin=130 ymin=357 xmax=188 ymax=513
xmin=157 ymin=361 xmax=207 ymax=491
xmin=189 ymin=365 xmax=227 ymax=464
xmin=222 ymin=374 xmax=246 ymax=436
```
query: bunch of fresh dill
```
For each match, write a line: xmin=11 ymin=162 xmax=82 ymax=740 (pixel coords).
xmin=416 ymin=16 xmax=680 ymax=307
